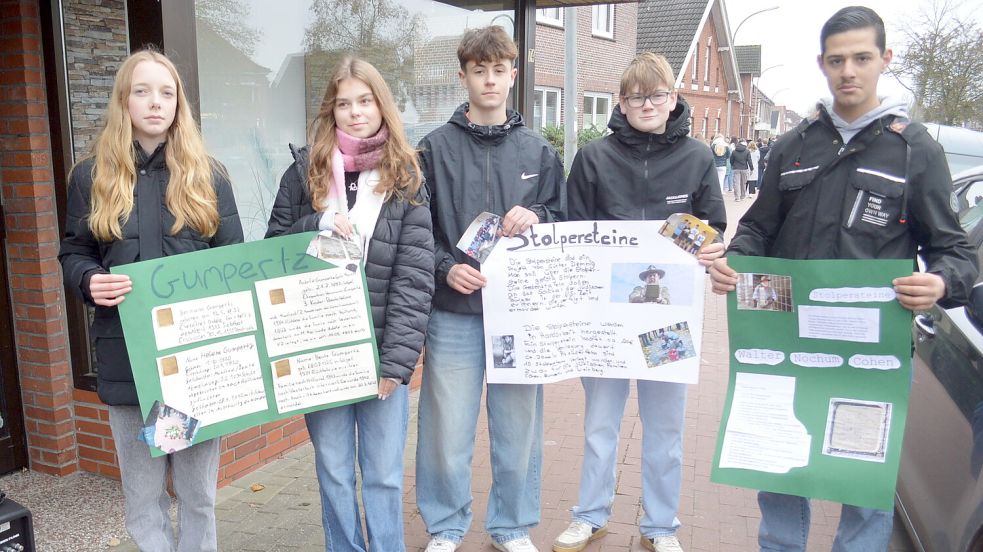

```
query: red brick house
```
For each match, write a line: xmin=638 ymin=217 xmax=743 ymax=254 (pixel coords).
xmin=636 ymin=0 xmax=743 ymax=140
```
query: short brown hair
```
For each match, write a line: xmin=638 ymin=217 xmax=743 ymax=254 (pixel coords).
xmin=620 ymin=52 xmax=675 ymax=97
xmin=457 ymin=26 xmax=518 ymax=70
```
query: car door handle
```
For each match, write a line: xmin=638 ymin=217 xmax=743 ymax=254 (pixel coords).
xmin=914 ymin=314 xmax=936 ymax=341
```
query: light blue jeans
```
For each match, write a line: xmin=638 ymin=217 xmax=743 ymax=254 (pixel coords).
xmin=416 ymin=308 xmax=544 ymax=544
xmin=758 ymin=491 xmax=893 ymax=551
xmin=572 ymin=377 xmax=686 ymax=538
xmin=108 ymin=404 xmax=220 ymax=552
xmin=305 ymin=385 xmax=409 ymax=552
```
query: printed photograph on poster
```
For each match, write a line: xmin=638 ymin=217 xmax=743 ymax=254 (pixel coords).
xmin=307 ymin=231 xmax=362 ymax=273
xmin=736 ymin=273 xmax=793 ymax=312
xmin=456 ymin=212 xmax=502 ymax=263
xmin=492 ymin=335 xmax=517 ymax=368
xmin=610 ymin=263 xmax=693 ymax=306
xmin=823 ymin=398 xmax=892 ymax=462
xmin=639 ymin=322 xmax=697 ymax=368
xmin=139 ymin=400 xmax=201 ymax=454
xmin=658 ymin=213 xmax=718 ymax=255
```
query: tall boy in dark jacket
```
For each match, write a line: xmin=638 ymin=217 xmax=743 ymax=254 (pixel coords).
xmin=415 ymin=25 xmax=564 ymax=552
xmin=554 ymin=52 xmax=725 ymax=552
xmin=710 ymin=6 xmax=977 ymax=551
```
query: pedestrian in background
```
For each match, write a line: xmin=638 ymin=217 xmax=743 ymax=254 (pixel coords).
xmin=730 ymin=138 xmax=752 ymax=201
xmin=747 ymin=141 xmax=760 ymax=195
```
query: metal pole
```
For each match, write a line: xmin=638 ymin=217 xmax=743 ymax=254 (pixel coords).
xmin=563 ymin=7 xmax=577 ymax=171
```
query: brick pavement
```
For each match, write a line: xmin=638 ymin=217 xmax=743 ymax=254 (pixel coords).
xmin=111 ymin=196 xmax=916 ymax=551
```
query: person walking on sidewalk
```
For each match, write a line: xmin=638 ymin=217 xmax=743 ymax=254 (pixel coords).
xmin=747 ymin=141 xmax=760 ymax=195
xmin=711 ymin=134 xmax=730 ymax=193
xmin=59 ymin=49 xmax=243 ymax=552
xmin=265 ymin=57 xmax=435 ymax=552
xmin=555 ymin=52 xmax=725 ymax=552
xmin=710 ymin=6 xmax=978 ymax=551
xmin=415 ymin=26 xmax=565 ymax=552
xmin=730 ymin=139 xmax=752 ymax=201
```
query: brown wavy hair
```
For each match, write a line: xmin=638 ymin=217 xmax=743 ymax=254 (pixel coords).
xmin=84 ymin=49 xmax=219 ymax=241
xmin=307 ymin=57 xmax=421 ymax=211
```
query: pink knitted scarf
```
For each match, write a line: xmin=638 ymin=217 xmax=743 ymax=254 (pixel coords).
xmin=328 ymin=126 xmax=389 ymax=211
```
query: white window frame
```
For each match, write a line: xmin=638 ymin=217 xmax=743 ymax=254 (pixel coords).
xmin=583 ymin=92 xmax=612 ymax=129
xmin=591 ymin=4 xmax=614 ymax=38
xmin=704 ymin=37 xmax=712 ymax=82
xmin=691 ymin=48 xmax=699 ymax=82
xmin=534 ymin=86 xmax=562 ymax=130
xmin=537 ymin=7 xmax=563 ymax=27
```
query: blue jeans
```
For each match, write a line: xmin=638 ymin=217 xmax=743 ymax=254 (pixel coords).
xmin=416 ymin=309 xmax=544 ymax=544
xmin=108 ymin=405 xmax=220 ymax=552
xmin=758 ymin=491 xmax=893 ymax=551
xmin=573 ymin=378 xmax=686 ymax=537
xmin=305 ymin=385 xmax=409 ymax=552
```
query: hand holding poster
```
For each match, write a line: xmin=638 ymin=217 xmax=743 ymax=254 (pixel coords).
xmin=710 ymin=256 xmax=912 ymax=510
xmin=113 ymin=232 xmax=379 ymax=456
xmin=481 ymin=220 xmax=706 ymax=384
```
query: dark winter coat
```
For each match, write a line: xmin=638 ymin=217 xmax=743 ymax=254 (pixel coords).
xmin=567 ymin=97 xmax=726 ymax=235
xmin=419 ymin=103 xmax=564 ymax=315
xmin=728 ymin=104 xmax=978 ymax=308
xmin=59 ymin=144 xmax=244 ymax=405
xmin=730 ymin=143 xmax=752 ymax=171
xmin=265 ymin=145 xmax=435 ymax=384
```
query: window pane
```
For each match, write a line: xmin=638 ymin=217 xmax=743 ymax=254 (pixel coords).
xmin=194 ymin=0 xmax=516 ymax=241
xmin=534 ymin=90 xmax=544 ymax=130
xmin=584 ymin=97 xmax=594 ymax=118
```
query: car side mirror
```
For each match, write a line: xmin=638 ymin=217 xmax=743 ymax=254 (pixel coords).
xmin=966 ymin=285 xmax=983 ymax=334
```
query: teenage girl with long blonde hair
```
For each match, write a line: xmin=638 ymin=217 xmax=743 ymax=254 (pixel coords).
xmin=59 ymin=49 xmax=242 ymax=552
xmin=266 ymin=56 xmax=434 ymax=551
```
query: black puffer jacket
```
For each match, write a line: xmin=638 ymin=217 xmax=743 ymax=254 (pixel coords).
xmin=265 ymin=145 xmax=435 ymax=384
xmin=730 ymin=143 xmax=752 ymax=170
xmin=419 ymin=103 xmax=565 ymax=315
xmin=59 ymin=144 xmax=244 ymax=405
xmin=729 ymin=104 xmax=978 ymax=308
xmin=567 ymin=97 xmax=726 ymax=234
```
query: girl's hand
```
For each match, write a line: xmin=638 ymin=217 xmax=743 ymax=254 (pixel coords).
xmin=89 ymin=273 xmax=132 ymax=306
xmin=697 ymin=242 xmax=725 ymax=267
xmin=378 ymin=378 xmax=399 ymax=400
xmin=334 ymin=214 xmax=354 ymax=239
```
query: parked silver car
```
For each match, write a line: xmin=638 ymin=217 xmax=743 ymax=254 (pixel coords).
xmin=897 ymin=165 xmax=983 ymax=552
xmin=923 ymin=124 xmax=983 ymax=176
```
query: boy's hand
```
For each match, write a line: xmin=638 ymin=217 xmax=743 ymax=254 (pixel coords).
xmin=447 ymin=263 xmax=487 ymax=294
xmin=697 ymin=242 xmax=726 ymax=267
xmin=499 ymin=206 xmax=539 ymax=237
xmin=709 ymin=258 xmax=737 ymax=294
xmin=894 ymin=272 xmax=946 ymax=311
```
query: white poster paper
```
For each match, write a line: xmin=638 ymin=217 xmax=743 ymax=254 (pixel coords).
xmin=152 ymin=291 xmax=257 ymax=351
xmin=254 ymin=267 xmax=373 ymax=357
xmin=157 ymin=335 xmax=267 ymax=426
xmin=482 ymin=220 xmax=705 ymax=384
xmin=719 ymin=372 xmax=811 ymax=473
xmin=798 ymin=305 xmax=880 ymax=343
xmin=271 ymin=343 xmax=378 ymax=413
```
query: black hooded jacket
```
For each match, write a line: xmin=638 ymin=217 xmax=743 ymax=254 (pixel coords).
xmin=59 ymin=144 xmax=244 ymax=405
xmin=419 ymin=103 xmax=565 ymax=315
xmin=567 ymin=95 xmax=726 ymax=234
xmin=730 ymin=142 xmax=752 ymax=171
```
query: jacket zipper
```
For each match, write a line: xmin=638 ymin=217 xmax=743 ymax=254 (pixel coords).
xmin=642 ymin=137 xmax=652 ymax=220
xmin=485 ymin=146 xmax=491 ymax=211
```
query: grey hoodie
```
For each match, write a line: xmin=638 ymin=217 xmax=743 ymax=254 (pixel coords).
xmin=819 ymin=96 xmax=909 ymax=144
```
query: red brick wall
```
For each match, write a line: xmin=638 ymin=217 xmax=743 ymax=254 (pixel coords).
xmin=1 ymin=0 xmax=77 ymax=476
xmin=677 ymin=15 xmax=741 ymax=140
xmin=534 ymin=4 xmax=637 ymax=129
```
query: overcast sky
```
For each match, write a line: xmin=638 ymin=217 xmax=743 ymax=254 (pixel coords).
xmin=725 ymin=0 xmax=983 ymax=115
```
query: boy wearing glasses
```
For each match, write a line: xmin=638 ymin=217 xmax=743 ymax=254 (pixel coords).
xmin=555 ymin=53 xmax=725 ymax=552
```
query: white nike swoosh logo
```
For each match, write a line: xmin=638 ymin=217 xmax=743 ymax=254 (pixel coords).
xmin=521 ymin=172 xmax=539 ymax=180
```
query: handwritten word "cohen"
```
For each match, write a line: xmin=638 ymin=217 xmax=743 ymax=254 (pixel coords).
xmin=508 ymin=222 xmax=639 ymax=253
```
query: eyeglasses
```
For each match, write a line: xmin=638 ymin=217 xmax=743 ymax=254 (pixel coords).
xmin=624 ymin=92 xmax=672 ymax=108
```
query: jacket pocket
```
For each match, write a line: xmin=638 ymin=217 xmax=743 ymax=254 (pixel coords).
xmin=777 ymin=165 xmax=820 ymax=191
xmin=845 ymin=168 xmax=904 ymax=230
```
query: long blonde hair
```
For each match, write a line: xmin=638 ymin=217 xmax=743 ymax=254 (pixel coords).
xmin=308 ymin=57 xmax=421 ymax=210
xmin=85 ymin=49 xmax=219 ymax=242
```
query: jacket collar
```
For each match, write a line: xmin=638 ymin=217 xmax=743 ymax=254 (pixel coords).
xmin=608 ymin=94 xmax=693 ymax=152
xmin=134 ymin=141 xmax=167 ymax=170
xmin=449 ymin=103 xmax=524 ymax=144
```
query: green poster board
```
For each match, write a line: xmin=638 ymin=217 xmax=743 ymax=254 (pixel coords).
xmin=710 ymin=256 xmax=912 ymax=510
xmin=113 ymin=232 xmax=379 ymax=456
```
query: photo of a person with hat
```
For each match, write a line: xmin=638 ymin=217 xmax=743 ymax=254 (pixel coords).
xmin=751 ymin=275 xmax=778 ymax=310
xmin=629 ymin=265 xmax=671 ymax=304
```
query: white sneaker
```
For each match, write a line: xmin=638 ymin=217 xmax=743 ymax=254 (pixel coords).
xmin=425 ymin=537 xmax=460 ymax=552
xmin=641 ymin=535 xmax=684 ymax=552
xmin=493 ymin=536 xmax=539 ymax=552
xmin=553 ymin=521 xmax=608 ymax=552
